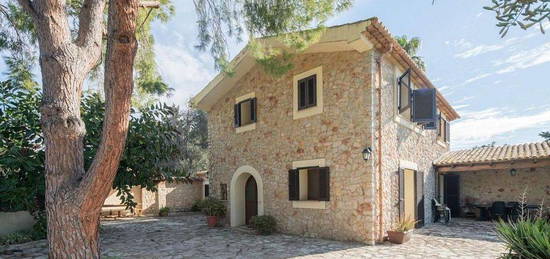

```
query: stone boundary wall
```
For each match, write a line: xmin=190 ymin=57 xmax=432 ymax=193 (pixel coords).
xmin=0 ymin=211 xmax=35 ymax=236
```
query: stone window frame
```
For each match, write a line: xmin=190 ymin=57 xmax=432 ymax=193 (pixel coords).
xmin=235 ymin=92 xmax=256 ymax=133
xmin=293 ymin=66 xmax=323 ymax=120
xmin=290 ymin=158 xmax=328 ymax=209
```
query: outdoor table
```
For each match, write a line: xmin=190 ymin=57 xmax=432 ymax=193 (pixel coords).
xmin=475 ymin=205 xmax=491 ymax=221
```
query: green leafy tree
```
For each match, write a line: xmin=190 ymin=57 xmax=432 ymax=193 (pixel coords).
xmin=194 ymin=0 xmax=353 ymax=74
xmin=1 ymin=83 xmax=208 ymax=212
xmin=484 ymin=0 xmax=549 ymax=37
xmin=540 ymin=131 xmax=550 ymax=141
xmin=395 ymin=35 xmax=426 ymax=71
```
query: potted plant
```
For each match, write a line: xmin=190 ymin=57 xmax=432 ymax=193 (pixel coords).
xmin=387 ymin=216 xmax=417 ymax=244
xmin=203 ymin=198 xmax=226 ymax=227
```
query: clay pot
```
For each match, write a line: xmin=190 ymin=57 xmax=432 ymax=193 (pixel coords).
xmin=207 ymin=216 xmax=218 ymax=227
xmin=387 ymin=230 xmax=412 ymax=244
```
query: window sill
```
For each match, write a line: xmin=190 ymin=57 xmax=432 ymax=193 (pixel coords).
xmin=235 ymin=123 xmax=256 ymax=133
xmin=293 ymin=106 xmax=322 ymax=120
xmin=437 ymin=140 xmax=448 ymax=148
xmin=292 ymin=200 xmax=327 ymax=209
xmin=394 ymin=116 xmax=425 ymax=136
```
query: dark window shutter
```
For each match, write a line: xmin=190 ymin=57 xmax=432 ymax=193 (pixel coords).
xmin=288 ymin=169 xmax=299 ymax=201
xmin=318 ymin=167 xmax=330 ymax=201
xmin=437 ymin=114 xmax=442 ymax=137
xmin=298 ymin=80 xmax=307 ymax=109
xmin=398 ymin=169 xmax=405 ymax=219
xmin=250 ymin=98 xmax=257 ymax=122
xmin=445 ymin=120 xmax=450 ymax=142
xmin=233 ymin=103 xmax=240 ymax=127
xmin=205 ymin=184 xmax=209 ymax=197
xmin=308 ymin=76 xmax=317 ymax=107
xmin=415 ymin=171 xmax=425 ymax=228
xmin=412 ymin=88 xmax=437 ymax=123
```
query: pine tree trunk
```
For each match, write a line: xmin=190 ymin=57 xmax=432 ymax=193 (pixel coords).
xmin=16 ymin=0 xmax=138 ymax=257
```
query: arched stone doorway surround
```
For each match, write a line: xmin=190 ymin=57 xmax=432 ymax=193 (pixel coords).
xmin=230 ymin=165 xmax=264 ymax=226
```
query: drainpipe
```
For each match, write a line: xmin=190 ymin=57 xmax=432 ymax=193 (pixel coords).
xmin=375 ymin=44 xmax=392 ymax=242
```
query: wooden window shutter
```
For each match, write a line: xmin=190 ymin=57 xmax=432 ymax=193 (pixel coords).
xmin=309 ymin=75 xmax=317 ymax=107
xmin=298 ymin=79 xmax=307 ymax=109
xmin=398 ymin=169 xmax=405 ymax=219
xmin=318 ymin=167 xmax=330 ymax=201
xmin=250 ymin=98 xmax=257 ymax=122
xmin=233 ymin=103 xmax=240 ymax=127
xmin=415 ymin=171 xmax=425 ymax=228
xmin=412 ymin=88 xmax=437 ymax=123
xmin=288 ymin=169 xmax=299 ymax=201
xmin=445 ymin=120 xmax=450 ymax=142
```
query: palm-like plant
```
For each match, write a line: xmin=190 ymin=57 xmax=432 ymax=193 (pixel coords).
xmin=395 ymin=35 xmax=426 ymax=71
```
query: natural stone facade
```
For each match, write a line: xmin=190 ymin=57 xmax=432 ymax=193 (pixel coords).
xmin=458 ymin=166 xmax=550 ymax=205
xmin=206 ymin=48 xmax=450 ymax=243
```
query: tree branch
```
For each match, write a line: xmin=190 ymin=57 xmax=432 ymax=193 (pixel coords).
xmin=78 ymin=0 xmax=139 ymax=216
xmin=75 ymin=0 xmax=106 ymax=62
xmin=15 ymin=0 xmax=37 ymax=19
xmin=139 ymin=1 xmax=160 ymax=8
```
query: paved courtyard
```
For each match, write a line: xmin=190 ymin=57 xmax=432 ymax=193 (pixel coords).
xmin=1 ymin=213 xmax=506 ymax=258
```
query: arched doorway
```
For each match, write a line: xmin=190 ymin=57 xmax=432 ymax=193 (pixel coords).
xmin=230 ymin=165 xmax=264 ymax=226
xmin=245 ymin=176 xmax=258 ymax=224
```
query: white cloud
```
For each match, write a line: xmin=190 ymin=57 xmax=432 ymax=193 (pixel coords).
xmin=452 ymin=108 xmax=550 ymax=147
xmin=454 ymin=44 xmax=505 ymax=59
xmin=463 ymin=73 xmax=492 ymax=84
xmin=155 ymin=43 xmax=215 ymax=106
xmin=495 ymin=42 xmax=550 ymax=74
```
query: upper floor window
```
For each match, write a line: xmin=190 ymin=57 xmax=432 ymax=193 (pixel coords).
xmin=298 ymin=75 xmax=317 ymax=110
xmin=438 ymin=115 xmax=450 ymax=143
xmin=293 ymin=66 xmax=323 ymax=120
xmin=234 ymin=97 xmax=257 ymax=128
xmin=397 ymin=69 xmax=412 ymax=117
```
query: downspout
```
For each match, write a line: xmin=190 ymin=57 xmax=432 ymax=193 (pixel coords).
xmin=375 ymin=44 xmax=392 ymax=242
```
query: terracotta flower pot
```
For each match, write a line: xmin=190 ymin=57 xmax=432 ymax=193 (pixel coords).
xmin=387 ymin=230 xmax=412 ymax=244
xmin=206 ymin=216 xmax=217 ymax=227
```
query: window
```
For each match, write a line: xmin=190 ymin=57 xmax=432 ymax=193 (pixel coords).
xmin=397 ymin=69 xmax=412 ymax=116
xmin=288 ymin=167 xmax=330 ymax=201
xmin=204 ymin=184 xmax=210 ymax=198
xmin=438 ymin=115 xmax=450 ymax=143
xmin=298 ymin=75 xmax=317 ymax=110
xmin=234 ymin=98 xmax=257 ymax=127
xmin=293 ymin=66 xmax=323 ymax=120
xmin=220 ymin=183 xmax=228 ymax=200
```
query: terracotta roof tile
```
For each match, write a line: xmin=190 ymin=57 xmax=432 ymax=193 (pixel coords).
xmin=434 ymin=141 xmax=550 ymax=166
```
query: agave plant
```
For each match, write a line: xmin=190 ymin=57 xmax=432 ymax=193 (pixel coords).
xmin=393 ymin=216 xmax=417 ymax=232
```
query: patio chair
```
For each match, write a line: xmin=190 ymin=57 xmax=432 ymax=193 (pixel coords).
xmin=432 ymin=198 xmax=451 ymax=224
xmin=489 ymin=201 xmax=506 ymax=220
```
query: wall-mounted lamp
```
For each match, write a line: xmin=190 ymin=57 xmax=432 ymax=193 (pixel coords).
xmin=510 ymin=168 xmax=517 ymax=176
xmin=362 ymin=147 xmax=373 ymax=161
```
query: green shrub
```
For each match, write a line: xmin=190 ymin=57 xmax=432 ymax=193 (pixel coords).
xmin=0 ymin=231 xmax=33 ymax=246
xmin=250 ymin=215 xmax=276 ymax=235
xmin=202 ymin=198 xmax=226 ymax=217
xmin=159 ymin=207 xmax=170 ymax=217
xmin=496 ymin=218 xmax=550 ymax=259
xmin=191 ymin=199 xmax=206 ymax=212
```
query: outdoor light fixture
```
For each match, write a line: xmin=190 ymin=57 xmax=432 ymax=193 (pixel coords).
xmin=510 ymin=168 xmax=517 ymax=176
xmin=362 ymin=147 xmax=372 ymax=161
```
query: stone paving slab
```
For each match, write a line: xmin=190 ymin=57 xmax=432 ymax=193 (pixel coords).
xmin=0 ymin=213 xmax=505 ymax=258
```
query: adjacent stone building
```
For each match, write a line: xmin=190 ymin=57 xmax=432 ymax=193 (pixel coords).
xmin=191 ymin=18 xmax=460 ymax=244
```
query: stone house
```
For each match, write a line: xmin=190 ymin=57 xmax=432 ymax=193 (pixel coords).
xmin=102 ymin=171 xmax=209 ymax=216
xmin=191 ymin=18 xmax=460 ymax=244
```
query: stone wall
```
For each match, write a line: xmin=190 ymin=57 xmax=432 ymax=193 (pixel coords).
xmin=104 ymin=181 xmax=203 ymax=216
xmin=458 ymin=166 xmax=550 ymax=205
xmin=208 ymin=50 xmax=377 ymax=243
xmin=375 ymin=53 xmax=449 ymax=235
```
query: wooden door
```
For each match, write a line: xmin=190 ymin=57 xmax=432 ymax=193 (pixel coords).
xmin=403 ymin=169 xmax=416 ymax=220
xmin=245 ymin=176 xmax=258 ymax=225
xmin=444 ymin=174 xmax=460 ymax=217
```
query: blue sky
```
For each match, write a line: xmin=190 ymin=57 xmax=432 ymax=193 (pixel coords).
xmin=2 ymin=1 xmax=548 ymax=150
xmin=150 ymin=0 xmax=550 ymax=150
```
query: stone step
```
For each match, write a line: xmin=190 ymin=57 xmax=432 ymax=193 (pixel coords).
xmin=232 ymin=225 xmax=256 ymax=235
